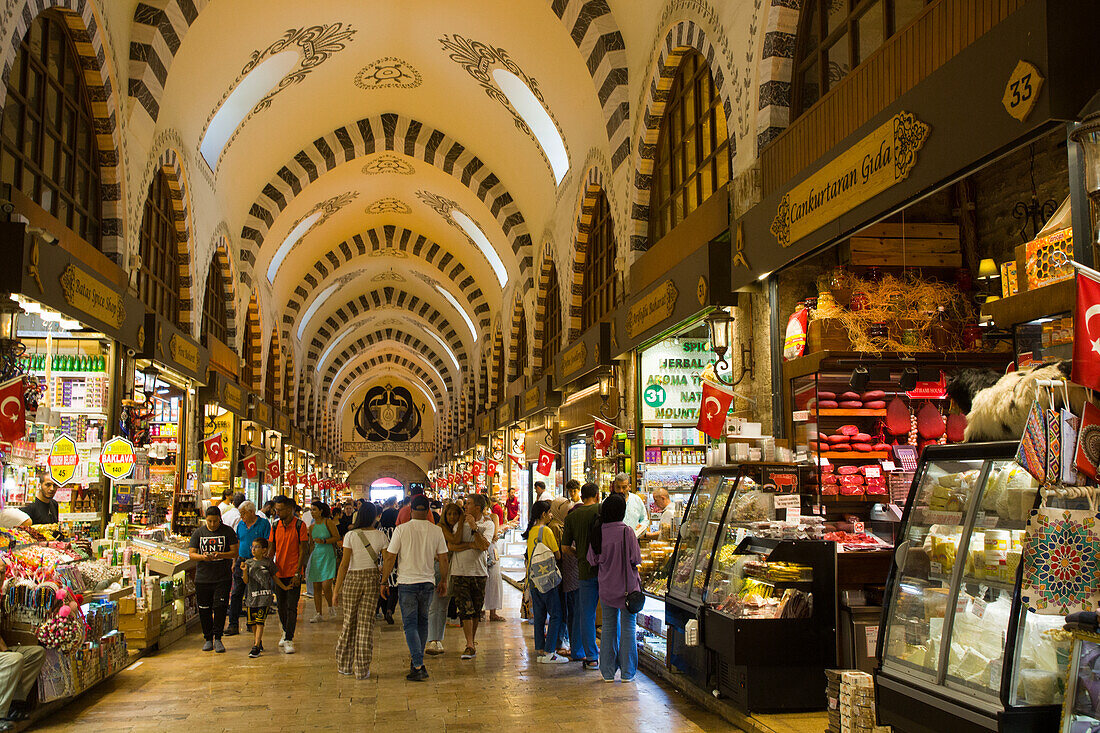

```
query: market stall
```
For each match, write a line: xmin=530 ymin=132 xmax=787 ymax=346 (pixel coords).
xmin=196 ymin=372 xmax=244 ymax=513
xmin=519 ymin=375 xmax=561 ymax=503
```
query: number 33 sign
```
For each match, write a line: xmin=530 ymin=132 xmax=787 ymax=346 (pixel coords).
xmin=1002 ymin=60 xmax=1044 ymax=122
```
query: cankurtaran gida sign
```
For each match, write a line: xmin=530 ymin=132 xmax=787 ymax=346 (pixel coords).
xmin=354 ymin=383 xmax=422 ymax=442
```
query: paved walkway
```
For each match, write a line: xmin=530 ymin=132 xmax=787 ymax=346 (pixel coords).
xmin=33 ymin=585 xmax=732 ymax=732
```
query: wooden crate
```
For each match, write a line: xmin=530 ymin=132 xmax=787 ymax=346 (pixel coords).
xmin=847 ymin=222 xmax=962 ymax=267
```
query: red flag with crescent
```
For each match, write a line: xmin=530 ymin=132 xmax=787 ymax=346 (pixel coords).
xmin=593 ymin=418 xmax=615 ymax=452
xmin=486 ymin=458 xmax=500 ymax=479
xmin=0 ymin=377 xmax=25 ymax=444
xmin=1073 ymin=273 xmax=1100 ymax=392
xmin=266 ymin=460 xmax=280 ymax=483
xmin=203 ymin=433 xmax=226 ymax=463
xmin=696 ymin=379 xmax=735 ymax=439
xmin=242 ymin=453 xmax=258 ymax=479
xmin=535 ymin=447 xmax=556 ymax=476
xmin=472 ymin=460 xmax=484 ymax=481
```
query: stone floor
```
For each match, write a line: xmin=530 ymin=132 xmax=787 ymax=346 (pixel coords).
xmin=32 ymin=585 xmax=735 ymax=732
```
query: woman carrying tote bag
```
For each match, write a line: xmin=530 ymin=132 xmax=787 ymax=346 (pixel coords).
xmin=523 ymin=500 xmax=569 ymax=664
xmin=587 ymin=493 xmax=643 ymax=682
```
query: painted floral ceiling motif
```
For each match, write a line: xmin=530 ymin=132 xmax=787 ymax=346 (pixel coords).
xmin=366 ymin=197 xmax=412 ymax=215
xmin=355 ymin=57 xmax=422 ymax=90
xmin=363 ymin=154 xmax=415 ymax=176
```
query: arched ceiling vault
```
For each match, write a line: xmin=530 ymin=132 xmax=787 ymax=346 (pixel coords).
xmin=145 ymin=0 xmax=631 ymax=436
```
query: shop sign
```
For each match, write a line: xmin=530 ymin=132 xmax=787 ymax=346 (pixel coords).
xmin=769 ymin=111 xmax=930 ymax=249
xmin=1002 ymin=60 xmax=1043 ymax=122
xmin=255 ymin=401 xmax=270 ymax=425
xmin=524 ymin=386 xmax=539 ymax=414
xmin=498 ymin=400 xmax=513 ymax=426
xmin=47 ymin=433 xmax=79 ymax=486
xmin=627 ymin=280 xmax=678 ymax=340
xmin=640 ymin=337 xmax=733 ymax=422
xmin=169 ymin=333 xmax=199 ymax=373
xmin=99 ymin=436 xmax=137 ymax=481
xmin=59 ymin=264 xmax=126 ymax=329
xmin=558 ymin=342 xmax=587 ymax=381
xmin=222 ymin=382 xmax=243 ymax=412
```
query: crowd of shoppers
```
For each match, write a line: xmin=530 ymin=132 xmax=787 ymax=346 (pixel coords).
xmin=188 ymin=470 xmax=648 ymax=687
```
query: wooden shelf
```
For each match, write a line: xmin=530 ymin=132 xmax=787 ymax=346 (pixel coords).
xmin=813 ymin=409 xmax=887 ymax=417
xmin=821 ymin=451 xmax=889 ymax=459
xmin=820 ymin=494 xmax=888 ymax=503
xmin=982 ymin=277 xmax=1074 ymax=327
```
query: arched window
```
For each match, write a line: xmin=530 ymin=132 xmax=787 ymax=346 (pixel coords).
xmin=137 ymin=170 xmax=181 ymax=325
xmin=792 ymin=0 xmax=931 ymax=118
xmin=241 ymin=319 xmax=257 ymax=389
xmin=512 ymin=308 xmax=528 ymax=384
xmin=648 ymin=50 xmax=730 ymax=244
xmin=581 ymin=190 xmax=617 ymax=330
xmin=200 ymin=258 xmax=229 ymax=348
xmin=0 ymin=11 xmax=102 ymax=248
xmin=540 ymin=264 xmax=562 ymax=377
xmin=494 ymin=331 xmax=506 ymax=402
xmin=283 ymin=358 xmax=294 ymax=414
xmin=479 ymin=356 xmax=488 ymax=410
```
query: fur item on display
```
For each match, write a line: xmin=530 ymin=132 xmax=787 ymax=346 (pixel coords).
xmin=946 ymin=368 xmax=1003 ymax=414
xmin=963 ymin=361 xmax=1087 ymax=442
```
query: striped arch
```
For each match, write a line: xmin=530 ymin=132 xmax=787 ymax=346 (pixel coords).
xmin=3 ymin=1 xmax=126 ymax=258
xmin=128 ymin=1 xmax=627 ymax=170
xmin=329 ymin=347 xmax=451 ymax=416
xmin=508 ymin=295 xmax=529 ymax=385
xmin=264 ymin=328 xmax=281 ymax=405
xmin=241 ymin=292 xmax=261 ymax=390
xmin=302 ymin=287 xmax=470 ymax=373
xmin=283 ymin=226 xmax=492 ymax=340
xmin=756 ymin=0 xmax=802 ymax=152
xmin=478 ymin=348 xmax=488 ymax=413
xmin=533 ymin=244 xmax=557 ymax=378
xmin=145 ymin=147 xmax=195 ymax=328
xmin=628 ymin=21 xmax=736 ymax=252
xmin=321 ymin=329 xmax=455 ymax=392
xmin=201 ymin=238 xmax=238 ymax=349
xmin=332 ymin=355 xmax=446 ymax=411
xmin=568 ymin=166 xmax=607 ymax=339
xmin=239 ymin=114 xmax=533 ymax=291
xmin=490 ymin=325 xmax=504 ymax=404
xmin=281 ymin=349 xmax=295 ymax=415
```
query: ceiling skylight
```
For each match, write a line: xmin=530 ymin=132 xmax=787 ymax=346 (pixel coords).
xmin=421 ymin=327 xmax=462 ymax=377
xmin=491 ymin=69 xmax=569 ymax=184
xmin=433 ymin=283 xmax=478 ymax=342
xmin=296 ymin=281 xmax=340 ymax=341
xmin=450 ymin=210 xmax=508 ymax=287
xmin=268 ymin=211 xmax=323 ymax=284
xmin=317 ymin=318 xmax=377 ymax=372
xmin=200 ymin=50 xmax=299 ymax=170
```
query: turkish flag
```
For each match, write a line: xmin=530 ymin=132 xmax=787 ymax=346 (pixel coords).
xmin=472 ymin=460 xmax=484 ymax=480
xmin=203 ymin=433 xmax=226 ymax=463
xmin=242 ymin=453 xmax=258 ymax=479
xmin=486 ymin=458 xmax=500 ymax=478
xmin=593 ymin=418 xmax=615 ymax=452
xmin=535 ymin=447 xmax=556 ymax=476
xmin=696 ymin=379 xmax=735 ymax=439
xmin=509 ymin=453 xmax=523 ymax=468
xmin=286 ymin=469 xmax=297 ymax=485
xmin=1073 ymin=273 xmax=1100 ymax=391
xmin=0 ymin=377 xmax=25 ymax=444
xmin=266 ymin=460 xmax=280 ymax=482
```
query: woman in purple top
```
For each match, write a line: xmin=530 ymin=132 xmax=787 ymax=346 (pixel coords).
xmin=587 ymin=493 xmax=642 ymax=682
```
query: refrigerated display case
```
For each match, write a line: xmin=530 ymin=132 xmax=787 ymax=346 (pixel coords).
xmin=875 ymin=442 xmax=1069 ymax=733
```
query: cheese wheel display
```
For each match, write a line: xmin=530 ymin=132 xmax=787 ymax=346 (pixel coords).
xmin=838 ymin=425 xmax=860 ymax=437
xmin=852 ymin=443 xmax=874 ymax=452
xmin=886 ymin=398 xmax=910 ymax=436
xmin=854 ymin=433 xmax=872 ymax=443
xmin=839 ymin=400 xmax=864 ymax=409
xmin=840 ymin=391 xmax=862 ymax=401
xmin=864 ymin=400 xmax=887 ymax=410
xmin=861 ymin=390 xmax=886 ymax=401
xmin=817 ymin=391 xmax=837 ymax=400
xmin=817 ymin=400 xmax=839 ymax=409
xmin=826 ymin=435 xmax=850 ymax=444
xmin=917 ymin=403 xmax=946 ymax=439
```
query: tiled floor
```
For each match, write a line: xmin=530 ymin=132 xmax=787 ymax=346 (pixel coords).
xmin=33 ymin=585 xmax=735 ymax=732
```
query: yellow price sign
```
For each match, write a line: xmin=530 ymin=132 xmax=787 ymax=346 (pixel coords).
xmin=47 ymin=434 xmax=79 ymax=486
xmin=100 ymin=436 xmax=137 ymax=481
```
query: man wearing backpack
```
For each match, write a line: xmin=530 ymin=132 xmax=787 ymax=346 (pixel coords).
xmin=268 ymin=495 xmax=310 ymax=654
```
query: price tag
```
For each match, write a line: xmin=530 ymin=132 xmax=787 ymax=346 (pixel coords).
xmin=971 ymin=598 xmax=987 ymax=619
xmin=881 ymin=460 xmax=896 ymax=472
xmin=774 ymin=495 xmax=801 ymax=523
xmin=930 ymin=561 xmax=943 ymax=576
xmin=864 ymin=466 xmax=881 ymax=479
xmin=815 ymin=455 xmax=830 ymax=467
xmin=792 ymin=410 xmax=810 ymax=422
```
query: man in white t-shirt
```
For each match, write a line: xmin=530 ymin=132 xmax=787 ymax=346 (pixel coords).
xmin=613 ymin=472 xmax=649 ymax=537
xmin=219 ymin=493 xmax=244 ymax=530
xmin=448 ymin=493 xmax=493 ymax=660
xmin=535 ymin=480 xmax=552 ymax=503
xmin=0 ymin=506 xmax=30 ymax=529
xmin=379 ymin=495 xmax=449 ymax=682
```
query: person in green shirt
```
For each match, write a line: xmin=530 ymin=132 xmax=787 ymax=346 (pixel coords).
xmin=562 ymin=482 xmax=601 ymax=668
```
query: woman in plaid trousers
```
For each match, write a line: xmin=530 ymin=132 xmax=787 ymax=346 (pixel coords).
xmin=333 ymin=503 xmax=388 ymax=679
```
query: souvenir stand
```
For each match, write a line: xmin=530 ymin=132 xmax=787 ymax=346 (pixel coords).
xmin=196 ymin=372 xmax=243 ymax=513
xmin=0 ymin=222 xmax=148 ymax=539
xmin=132 ymin=313 xmax=208 ymax=533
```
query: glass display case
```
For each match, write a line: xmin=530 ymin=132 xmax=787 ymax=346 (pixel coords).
xmin=876 ymin=442 xmax=1069 ymax=733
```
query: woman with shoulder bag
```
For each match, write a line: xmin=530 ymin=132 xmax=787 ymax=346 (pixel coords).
xmin=523 ymin=500 xmax=569 ymax=664
xmin=587 ymin=493 xmax=643 ymax=682
xmin=332 ymin=503 xmax=387 ymax=679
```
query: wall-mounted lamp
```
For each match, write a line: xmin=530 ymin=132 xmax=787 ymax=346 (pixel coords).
xmin=244 ymin=423 xmax=257 ymax=446
xmin=140 ymin=364 xmax=161 ymax=401
xmin=597 ymin=365 xmax=621 ymax=419
xmin=706 ymin=309 xmax=752 ymax=387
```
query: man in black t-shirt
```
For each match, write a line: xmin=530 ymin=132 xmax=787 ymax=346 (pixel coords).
xmin=377 ymin=497 xmax=400 ymax=623
xmin=189 ymin=507 xmax=238 ymax=653
xmin=22 ymin=478 xmax=58 ymax=525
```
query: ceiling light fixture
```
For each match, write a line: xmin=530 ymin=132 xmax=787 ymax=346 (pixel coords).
xmin=449 ymin=210 xmax=508 ymax=287
xmin=491 ymin=69 xmax=569 ymax=184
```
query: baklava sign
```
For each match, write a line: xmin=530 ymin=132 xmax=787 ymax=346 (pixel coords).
xmin=99 ymin=436 xmax=136 ymax=481
xmin=770 ymin=111 xmax=930 ymax=249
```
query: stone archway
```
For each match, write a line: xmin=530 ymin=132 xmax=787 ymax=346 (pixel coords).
xmin=347 ymin=455 xmax=429 ymax=499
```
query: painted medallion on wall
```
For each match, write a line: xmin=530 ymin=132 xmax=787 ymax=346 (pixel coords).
xmin=354 ymin=383 xmax=422 ymax=442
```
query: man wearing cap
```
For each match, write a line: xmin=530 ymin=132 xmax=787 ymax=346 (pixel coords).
xmin=188 ymin=506 xmax=238 ymax=653
xmin=396 ymin=486 xmax=436 ymax=525
xmin=379 ymin=494 xmax=449 ymax=681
